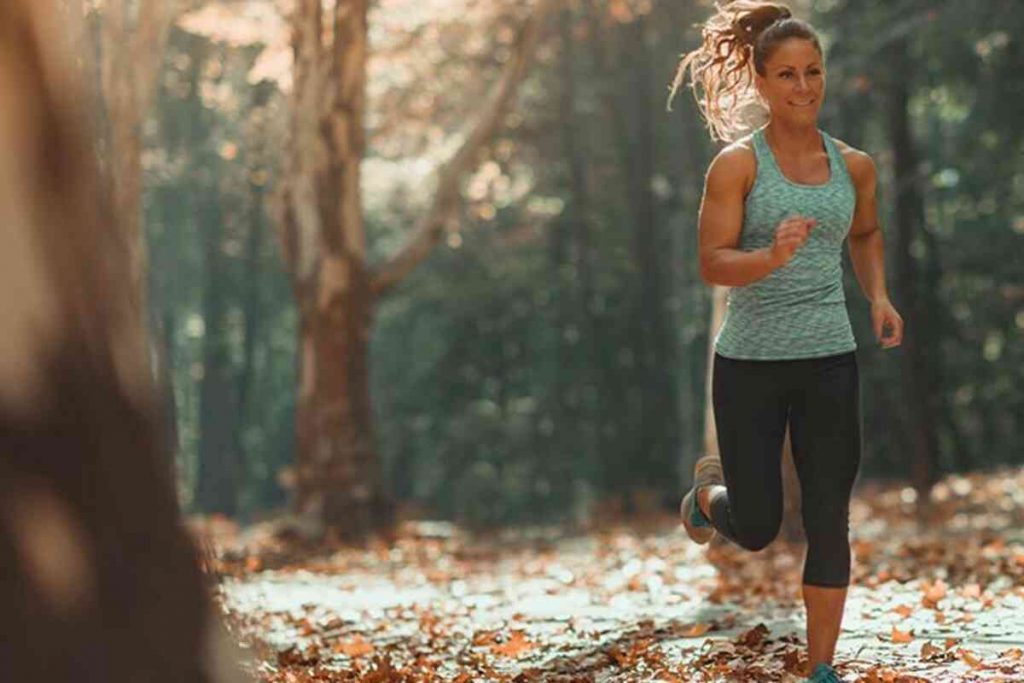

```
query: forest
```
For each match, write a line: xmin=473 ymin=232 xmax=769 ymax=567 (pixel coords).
xmin=1 ymin=0 xmax=1021 ymax=681
xmin=130 ymin=0 xmax=1020 ymax=534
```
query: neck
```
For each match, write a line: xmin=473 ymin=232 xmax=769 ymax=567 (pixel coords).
xmin=764 ymin=120 xmax=821 ymax=155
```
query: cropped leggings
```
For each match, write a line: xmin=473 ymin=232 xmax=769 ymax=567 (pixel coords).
xmin=708 ymin=350 xmax=862 ymax=588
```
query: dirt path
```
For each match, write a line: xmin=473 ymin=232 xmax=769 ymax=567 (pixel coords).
xmin=214 ymin=470 xmax=1024 ymax=681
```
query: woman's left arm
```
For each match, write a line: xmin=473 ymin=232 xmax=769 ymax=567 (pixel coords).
xmin=846 ymin=150 xmax=904 ymax=349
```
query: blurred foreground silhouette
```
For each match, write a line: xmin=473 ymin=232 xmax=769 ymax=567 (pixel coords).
xmin=0 ymin=2 xmax=229 ymax=680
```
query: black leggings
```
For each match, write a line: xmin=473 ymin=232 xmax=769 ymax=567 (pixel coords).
xmin=708 ymin=351 xmax=862 ymax=588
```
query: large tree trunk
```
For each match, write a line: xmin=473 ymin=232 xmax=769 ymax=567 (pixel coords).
xmin=0 ymin=2 xmax=223 ymax=679
xmin=553 ymin=3 xmax=599 ymax=510
xmin=886 ymin=36 xmax=939 ymax=514
xmin=623 ymin=14 xmax=678 ymax=493
xmin=279 ymin=0 xmax=559 ymax=537
xmin=277 ymin=0 xmax=385 ymax=538
xmin=580 ymin=0 xmax=677 ymax=501
xmin=196 ymin=194 xmax=241 ymax=515
xmin=99 ymin=0 xmax=177 ymax=308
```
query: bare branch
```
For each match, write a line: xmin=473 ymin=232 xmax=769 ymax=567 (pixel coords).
xmin=369 ymin=0 xmax=561 ymax=299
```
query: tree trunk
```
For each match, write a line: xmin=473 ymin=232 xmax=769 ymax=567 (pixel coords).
xmin=886 ymin=36 xmax=939 ymax=513
xmin=554 ymin=3 xmax=598 ymax=509
xmin=279 ymin=0 xmax=559 ymax=537
xmin=195 ymin=195 xmax=240 ymax=515
xmin=581 ymin=1 xmax=676 ymax=498
xmin=99 ymin=0 xmax=177 ymax=310
xmin=623 ymin=15 xmax=678 ymax=492
xmin=0 ymin=2 xmax=219 ymax=679
xmin=277 ymin=0 xmax=386 ymax=538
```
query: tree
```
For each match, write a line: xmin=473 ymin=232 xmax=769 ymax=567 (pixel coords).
xmin=275 ymin=0 xmax=560 ymax=537
xmin=0 ymin=1 xmax=220 ymax=679
xmin=98 ymin=0 xmax=180 ymax=305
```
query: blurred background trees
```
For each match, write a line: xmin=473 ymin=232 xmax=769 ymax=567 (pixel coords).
xmin=77 ymin=0 xmax=1023 ymax=533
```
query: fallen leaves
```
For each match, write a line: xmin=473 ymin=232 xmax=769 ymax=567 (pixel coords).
xmin=333 ymin=636 xmax=375 ymax=658
xmin=890 ymin=626 xmax=914 ymax=644
xmin=489 ymin=631 xmax=535 ymax=658
xmin=921 ymin=578 xmax=947 ymax=609
xmin=206 ymin=466 xmax=1024 ymax=682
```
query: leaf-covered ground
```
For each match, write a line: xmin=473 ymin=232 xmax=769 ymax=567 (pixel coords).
xmin=202 ymin=467 xmax=1024 ymax=682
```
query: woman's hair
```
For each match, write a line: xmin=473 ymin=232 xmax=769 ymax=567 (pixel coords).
xmin=667 ymin=1 xmax=823 ymax=142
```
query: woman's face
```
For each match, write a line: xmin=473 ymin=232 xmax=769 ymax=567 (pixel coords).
xmin=755 ymin=38 xmax=825 ymax=124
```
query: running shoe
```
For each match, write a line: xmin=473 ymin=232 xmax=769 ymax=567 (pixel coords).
xmin=680 ymin=454 xmax=723 ymax=544
xmin=803 ymin=662 xmax=844 ymax=682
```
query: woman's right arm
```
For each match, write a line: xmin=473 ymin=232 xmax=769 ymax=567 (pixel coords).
xmin=697 ymin=146 xmax=810 ymax=287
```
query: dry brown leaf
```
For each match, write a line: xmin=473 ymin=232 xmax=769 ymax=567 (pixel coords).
xmin=957 ymin=648 xmax=984 ymax=669
xmin=472 ymin=629 xmax=498 ymax=646
xmin=961 ymin=583 xmax=981 ymax=599
xmin=490 ymin=630 xmax=535 ymax=658
xmin=334 ymin=635 xmax=375 ymax=657
xmin=920 ymin=641 xmax=942 ymax=660
xmin=891 ymin=604 xmax=913 ymax=618
xmin=891 ymin=626 xmax=914 ymax=643
xmin=922 ymin=579 xmax=947 ymax=608
xmin=681 ymin=622 xmax=711 ymax=637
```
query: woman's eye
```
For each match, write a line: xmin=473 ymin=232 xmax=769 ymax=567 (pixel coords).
xmin=781 ymin=72 xmax=793 ymax=78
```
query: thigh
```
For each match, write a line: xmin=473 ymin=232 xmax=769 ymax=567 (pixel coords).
xmin=711 ymin=354 xmax=791 ymax=521
xmin=788 ymin=352 xmax=862 ymax=505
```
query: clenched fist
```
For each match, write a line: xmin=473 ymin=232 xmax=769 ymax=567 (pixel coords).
xmin=770 ymin=215 xmax=816 ymax=268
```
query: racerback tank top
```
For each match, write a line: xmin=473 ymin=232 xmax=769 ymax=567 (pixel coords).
xmin=713 ymin=126 xmax=858 ymax=360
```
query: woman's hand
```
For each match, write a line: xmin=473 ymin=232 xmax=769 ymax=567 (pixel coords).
xmin=769 ymin=215 xmax=816 ymax=268
xmin=871 ymin=298 xmax=904 ymax=349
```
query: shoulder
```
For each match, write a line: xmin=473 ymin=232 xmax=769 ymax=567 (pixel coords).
xmin=829 ymin=136 xmax=877 ymax=190
xmin=705 ymin=135 xmax=757 ymax=194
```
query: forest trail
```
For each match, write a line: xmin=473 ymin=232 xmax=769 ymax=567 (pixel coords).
xmin=210 ymin=468 xmax=1024 ymax=682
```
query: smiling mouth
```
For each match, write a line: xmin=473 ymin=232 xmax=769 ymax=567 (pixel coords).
xmin=790 ymin=100 xmax=816 ymax=107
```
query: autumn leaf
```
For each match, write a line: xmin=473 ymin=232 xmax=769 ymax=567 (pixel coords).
xmin=920 ymin=641 xmax=942 ymax=660
xmin=680 ymin=622 xmax=711 ymax=637
xmin=961 ymin=583 xmax=981 ymax=599
xmin=490 ymin=630 xmax=536 ymax=658
xmin=891 ymin=604 xmax=913 ymax=619
xmin=921 ymin=579 xmax=947 ymax=608
xmin=957 ymin=648 xmax=985 ymax=669
xmin=472 ymin=629 xmax=498 ymax=646
xmin=891 ymin=626 xmax=914 ymax=643
xmin=334 ymin=635 xmax=375 ymax=657
xmin=739 ymin=623 xmax=769 ymax=647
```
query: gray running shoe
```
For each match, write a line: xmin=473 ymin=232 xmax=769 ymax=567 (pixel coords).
xmin=680 ymin=454 xmax=724 ymax=545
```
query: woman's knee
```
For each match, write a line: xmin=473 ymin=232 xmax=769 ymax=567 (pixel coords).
xmin=802 ymin=501 xmax=850 ymax=542
xmin=734 ymin=517 xmax=781 ymax=551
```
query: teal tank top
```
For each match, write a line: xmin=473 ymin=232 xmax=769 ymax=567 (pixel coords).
xmin=713 ymin=127 xmax=858 ymax=360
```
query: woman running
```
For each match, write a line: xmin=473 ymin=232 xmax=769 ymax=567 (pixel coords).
xmin=668 ymin=2 xmax=904 ymax=681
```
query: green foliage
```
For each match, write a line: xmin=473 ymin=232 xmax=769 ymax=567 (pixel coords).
xmin=142 ymin=1 xmax=1022 ymax=526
